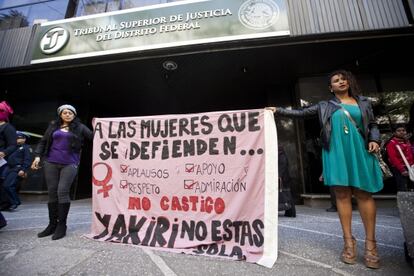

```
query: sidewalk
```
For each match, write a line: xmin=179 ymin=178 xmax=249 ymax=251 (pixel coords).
xmin=0 ymin=199 xmax=412 ymax=276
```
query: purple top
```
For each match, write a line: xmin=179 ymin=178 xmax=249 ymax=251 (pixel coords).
xmin=47 ymin=129 xmax=80 ymax=165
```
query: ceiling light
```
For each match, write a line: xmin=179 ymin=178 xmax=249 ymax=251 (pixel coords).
xmin=163 ymin=60 xmax=178 ymax=71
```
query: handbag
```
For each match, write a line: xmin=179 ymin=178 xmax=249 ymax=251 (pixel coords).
xmin=396 ymin=144 xmax=414 ymax=181
xmin=329 ymin=101 xmax=392 ymax=179
xmin=375 ymin=151 xmax=393 ymax=179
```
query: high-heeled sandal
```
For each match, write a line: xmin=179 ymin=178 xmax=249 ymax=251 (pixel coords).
xmin=341 ymin=236 xmax=357 ymax=264
xmin=365 ymin=239 xmax=380 ymax=269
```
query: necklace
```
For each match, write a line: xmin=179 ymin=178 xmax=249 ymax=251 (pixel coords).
xmin=341 ymin=105 xmax=349 ymax=134
xmin=343 ymin=123 xmax=349 ymax=134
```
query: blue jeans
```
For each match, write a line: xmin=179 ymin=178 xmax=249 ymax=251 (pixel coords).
xmin=2 ymin=166 xmax=21 ymax=206
xmin=43 ymin=161 xmax=79 ymax=203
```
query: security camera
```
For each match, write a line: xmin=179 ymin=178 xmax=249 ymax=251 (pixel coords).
xmin=162 ymin=60 xmax=178 ymax=71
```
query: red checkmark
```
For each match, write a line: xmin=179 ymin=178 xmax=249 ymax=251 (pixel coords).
xmin=120 ymin=180 xmax=128 ymax=189
xmin=120 ymin=165 xmax=129 ymax=173
xmin=185 ymin=163 xmax=195 ymax=173
xmin=184 ymin=180 xmax=198 ymax=189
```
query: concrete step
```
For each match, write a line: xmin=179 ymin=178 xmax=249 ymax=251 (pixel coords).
xmin=300 ymin=193 xmax=397 ymax=208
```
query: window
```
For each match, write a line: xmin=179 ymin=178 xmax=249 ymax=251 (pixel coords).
xmin=122 ymin=0 xmax=182 ymax=10
xmin=376 ymin=73 xmax=414 ymax=139
xmin=76 ymin=0 xmax=184 ymax=16
xmin=76 ymin=0 xmax=121 ymax=16
xmin=0 ymin=0 xmax=69 ymax=30
xmin=0 ymin=0 xmax=187 ymax=28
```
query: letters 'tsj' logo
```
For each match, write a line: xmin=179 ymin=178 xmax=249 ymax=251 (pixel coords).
xmin=39 ymin=27 xmax=69 ymax=55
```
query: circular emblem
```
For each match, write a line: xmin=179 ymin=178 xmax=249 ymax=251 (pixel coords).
xmin=238 ymin=0 xmax=280 ymax=30
xmin=39 ymin=27 xmax=69 ymax=55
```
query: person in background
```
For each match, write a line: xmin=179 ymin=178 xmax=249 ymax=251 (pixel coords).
xmin=270 ymin=70 xmax=383 ymax=269
xmin=320 ymin=174 xmax=338 ymax=212
xmin=31 ymin=104 xmax=93 ymax=240
xmin=326 ymin=186 xmax=338 ymax=212
xmin=0 ymin=131 xmax=31 ymax=210
xmin=0 ymin=101 xmax=17 ymax=229
xmin=386 ymin=124 xmax=413 ymax=192
xmin=278 ymin=145 xmax=296 ymax=217
xmin=326 ymin=181 xmax=357 ymax=212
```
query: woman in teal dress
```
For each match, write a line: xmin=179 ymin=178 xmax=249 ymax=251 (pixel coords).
xmin=322 ymin=103 xmax=383 ymax=192
xmin=273 ymin=70 xmax=383 ymax=269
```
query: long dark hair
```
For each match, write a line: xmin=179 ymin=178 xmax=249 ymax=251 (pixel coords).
xmin=49 ymin=116 xmax=83 ymax=152
xmin=51 ymin=116 xmax=82 ymax=134
xmin=328 ymin=69 xmax=361 ymax=97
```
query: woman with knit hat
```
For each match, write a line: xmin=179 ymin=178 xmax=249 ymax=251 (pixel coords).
xmin=0 ymin=101 xmax=17 ymax=230
xmin=31 ymin=104 xmax=93 ymax=240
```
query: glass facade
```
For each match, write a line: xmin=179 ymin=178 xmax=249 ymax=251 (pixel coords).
xmin=76 ymin=0 xmax=183 ymax=17
xmin=0 ymin=0 xmax=184 ymax=30
xmin=0 ymin=0 xmax=69 ymax=30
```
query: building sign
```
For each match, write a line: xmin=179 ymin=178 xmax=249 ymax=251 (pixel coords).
xmin=31 ymin=0 xmax=289 ymax=63
xmin=87 ymin=109 xmax=278 ymax=267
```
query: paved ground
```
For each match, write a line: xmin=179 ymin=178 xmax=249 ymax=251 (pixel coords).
xmin=0 ymin=199 xmax=412 ymax=276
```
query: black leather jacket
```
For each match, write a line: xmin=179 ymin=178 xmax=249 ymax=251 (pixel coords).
xmin=34 ymin=119 xmax=93 ymax=158
xmin=276 ymin=96 xmax=380 ymax=150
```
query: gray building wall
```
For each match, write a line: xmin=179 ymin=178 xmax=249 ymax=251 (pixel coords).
xmin=409 ymin=0 xmax=414 ymax=17
xmin=358 ymin=0 xmax=409 ymax=29
xmin=0 ymin=0 xmax=412 ymax=69
xmin=0 ymin=26 xmax=35 ymax=68
xmin=287 ymin=0 xmax=410 ymax=35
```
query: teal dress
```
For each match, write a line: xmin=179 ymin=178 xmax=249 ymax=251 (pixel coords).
xmin=322 ymin=104 xmax=383 ymax=193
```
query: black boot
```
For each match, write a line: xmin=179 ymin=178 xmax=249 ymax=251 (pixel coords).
xmin=0 ymin=211 xmax=7 ymax=229
xmin=38 ymin=202 xmax=58 ymax=237
xmin=52 ymin=202 xmax=70 ymax=240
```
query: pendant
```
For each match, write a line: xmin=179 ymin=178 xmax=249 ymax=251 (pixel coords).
xmin=344 ymin=125 xmax=349 ymax=134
